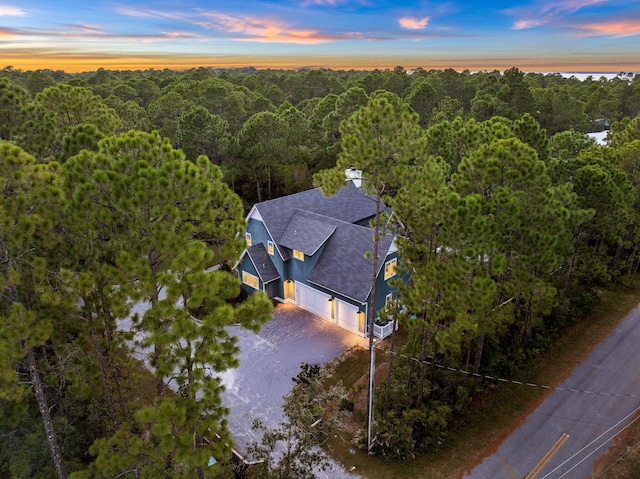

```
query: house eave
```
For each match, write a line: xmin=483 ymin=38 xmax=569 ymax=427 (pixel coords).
xmin=306 ymin=278 xmax=368 ymax=306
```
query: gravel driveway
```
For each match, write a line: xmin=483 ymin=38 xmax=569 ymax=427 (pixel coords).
xmin=220 ymin=303 xmax=368 ymax=469
xmin=123 ymin=296 xmax=366 ymax=477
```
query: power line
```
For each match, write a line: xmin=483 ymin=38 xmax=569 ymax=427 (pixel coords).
xmin=370 ymin=343 xmax=640 ymax=477
xmin=538 ymin=403 xmax=640 ymax=479
xmin=379 ymin=346 xmax=640 ymax=399
xmin=595 ymin=431 xmax=640 ymax=478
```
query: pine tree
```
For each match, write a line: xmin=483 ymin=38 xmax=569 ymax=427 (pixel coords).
xmin=64 ymin=131 xmax=272 ymax=477
xmin=0 ymin=141 xmax=69 ymax=478
xmin=314 ymin=95 xmax=422 ymax=449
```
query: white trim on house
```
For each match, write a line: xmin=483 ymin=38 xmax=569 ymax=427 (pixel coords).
xmin=388 ymin=238 xmax=398 ymax=253
xmin=242 ymin=271 xmax=259 ymax=290
xmin=245 ymin=205 xmax=286 ymax=262
xmin=247 ymin=205 xmax=263 ymax=222
xmin=296 ymin=282 xmax=332 ymax=320
xmin=384 ymin=257 xmax=397 ymax=280
xmin=386 ymin=292 xmax=393 ymax=305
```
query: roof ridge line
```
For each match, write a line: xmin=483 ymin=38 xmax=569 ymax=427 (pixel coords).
xmin=256 ymin=186 xmax=323 ymax=205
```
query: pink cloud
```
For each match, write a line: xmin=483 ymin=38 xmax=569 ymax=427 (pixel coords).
xmin=580 ymin=19 xmax=640 ymax=36
xmin=162 ymin=31 xmax=200 ymax=39
xmin=197 ymin=12 xmax=358 ymax=43
xmin=116 ymin=5 xmax=364 ymax=43
xmin=513 ymin=19 xmax=543 ymax=30
xmin=70 ymin=23 xmax=106 ymax=35
xmin=398 ymin=16 xmax=430 ymax=30
xmin=538 ymin=0 xmax=609 ymax=16
xmin=114 ymin=6 xmax=189 ymax=21
xmin=0 ymin=5 xmax=26 ymax=16
xmin=300 ymin=0 xmax=348 ymax=5
xmin=509 ymin=0 xmax=610 ymax=29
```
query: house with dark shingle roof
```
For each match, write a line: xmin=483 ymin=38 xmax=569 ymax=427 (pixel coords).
xmin=235 ymin=180 xmax=399 ymax=338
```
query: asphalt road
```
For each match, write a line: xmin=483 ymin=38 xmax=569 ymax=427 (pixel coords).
xmin=464 ymin=303 xmax=640 ymax=479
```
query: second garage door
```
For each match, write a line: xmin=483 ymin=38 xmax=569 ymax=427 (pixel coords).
xmin=335 ymin=299 xmax=360 ymax=334
xmin=296 ymin=282 xmax=332 ymax=320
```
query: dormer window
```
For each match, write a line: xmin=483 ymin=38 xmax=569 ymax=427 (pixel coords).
xmin=293 ymin=249 xmax=304 ymax=261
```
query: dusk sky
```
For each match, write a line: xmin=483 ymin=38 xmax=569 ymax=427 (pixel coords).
xmin=2 ymin=0 xmax=640 ymax=73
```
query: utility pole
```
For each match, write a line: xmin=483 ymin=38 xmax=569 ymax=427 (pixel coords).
xmin=367 ymin=338 xmax=376 ymax=451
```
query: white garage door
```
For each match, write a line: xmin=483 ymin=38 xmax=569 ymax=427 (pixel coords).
xmin=296 ymin=282 xmax=332 ymax=320
xmin=335 ymin=299 xmax=360 ymax=334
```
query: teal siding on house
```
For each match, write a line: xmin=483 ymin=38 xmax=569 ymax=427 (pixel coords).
xmin=246 ymin=218 xmax=272 ymax=248
xmin=265 ymin=281 xmax=279 ymax=299
xmin=353 ymin=216 xmax=375 ymax=228
xmin=373 ymin=252 xmax=399 ymax=315
xmin=286 ymin=243 xmax=324 ymax=287
xmin=247 ymin=218 xmax=286 ymax=269
xmin=238 ymin=254 xmax=261 ymax=292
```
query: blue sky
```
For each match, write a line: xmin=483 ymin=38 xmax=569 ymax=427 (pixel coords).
xmin=1 ymin=0 xmax=639 ymax=72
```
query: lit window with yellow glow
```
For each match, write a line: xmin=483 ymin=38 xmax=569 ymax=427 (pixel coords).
xmin=245 ymin=233 xmax=252 ymax=246
xmin=386 ymin=293 xmax=393 ymax=305
xmin=293 ymin=249 xmax=304 ymax=261
xmin=242 ymin=271 xmax=259 ymax=289
xmin=268 ymin=241 xmax=274 ymax=255
xmin=384 ymin=258 xmax=397 ymax=280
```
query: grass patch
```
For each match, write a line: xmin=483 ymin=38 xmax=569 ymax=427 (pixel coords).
xmin=321 ymin=280 xmax=640 ymax=479
xmin=594 ymin=409 xmax=640 ymax=479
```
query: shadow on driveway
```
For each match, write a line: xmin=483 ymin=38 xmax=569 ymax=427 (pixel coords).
xmin=220 ymin=302 xmax=368 ymax=454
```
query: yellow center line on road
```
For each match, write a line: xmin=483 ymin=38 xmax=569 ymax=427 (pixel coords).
xmin=525 ymin=432 xmax=570 ymax=479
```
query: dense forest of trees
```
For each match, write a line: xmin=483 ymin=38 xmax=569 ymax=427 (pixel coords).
xmin=2 ymin=65 xmax=640 ymax=208
xmin=1 ymin=65 xmax=640 ymax=476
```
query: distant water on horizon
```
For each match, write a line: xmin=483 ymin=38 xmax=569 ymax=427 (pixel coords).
xmin=555 ymin=72 xmax=634 ymax=80
xmin=465 ymin=71 xmax=636 ymax=81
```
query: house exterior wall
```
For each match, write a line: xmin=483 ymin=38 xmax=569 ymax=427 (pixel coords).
xmin=265 ymin=280 xmax=279 ymax=299
xmin=246 ymin=218 xmax=288 ymax=274
xmin=246 ymin=218 xmax=272 ymax=250
xmin=373 ymin=251 xmax=399 ymax=317
xmin=354 ymin=216 xmax=375 ymax=228
xmin=286 ymin=243 xmax=324 ymax=287
xmin=240 ymin=205 xmax=402 ymax=338
xmin=245 ymin=217 xmax=286 ymax=296
xmin=238 ymin=255 xmax=262 ymax=292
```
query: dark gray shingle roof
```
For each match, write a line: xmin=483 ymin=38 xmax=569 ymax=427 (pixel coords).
xmin=247 ymin=243 xmax=280 ymax=283
xmin=279 ymin=210 xmax=337 ymax=256
xmin=307 ymin=222 xmax=394 ymax=303
xmin=255 ymin=181 xmax=385 ymax=245
xmin=252 ymin=181 xmax=395 ymax=302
